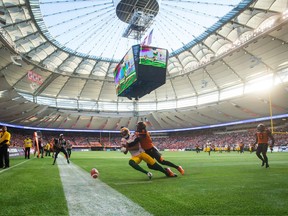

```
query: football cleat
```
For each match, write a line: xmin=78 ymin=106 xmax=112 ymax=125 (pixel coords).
xmin=177 ymin=166 xmax=185 ymax=175
xmin=147 ymin=172 xmax=153 ymax=180
xmin=165 ymin=168 xmax=177 ymax=177
xmin=261 ymin=161 xmax=265 ymax=167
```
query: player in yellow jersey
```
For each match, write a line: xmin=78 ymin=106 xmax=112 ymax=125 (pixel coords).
xmin=206 ymin=144 xmax=211 ymax=156
xmin=129 ymin=122 xmax=183 ymax=176
xmin=120 ymin=127 xmax=176 ymax=179
xmin=248 ymin=144 xmax=254 ymax=154
xmin=253 ymin=124 xmax=275 ymax=168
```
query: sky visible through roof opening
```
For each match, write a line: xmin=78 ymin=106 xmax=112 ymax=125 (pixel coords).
xmin=39 ymin=0 xmax=242 ymax=61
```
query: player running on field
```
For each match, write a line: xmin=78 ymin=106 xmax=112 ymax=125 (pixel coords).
xmin=128 ymin=122 xmax=184 ymax=176
xmin=253 ymin=123 xmax=275 ymax=168
xmin=120 ymin=127 xmax=177 ymax=179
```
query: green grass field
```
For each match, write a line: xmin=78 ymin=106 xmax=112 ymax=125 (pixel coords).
xmin=1 ymin=151 xmax=287 ymax=215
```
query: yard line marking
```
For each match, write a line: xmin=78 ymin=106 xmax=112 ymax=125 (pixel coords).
xmin=57 ymin=155 xmax=152 ymax=216
xmin=0 ymin=159 xmax=32 ymax=173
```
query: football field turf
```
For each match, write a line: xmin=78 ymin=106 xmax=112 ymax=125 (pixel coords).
xmin=1 ymin=151 xmax=287 ymax=215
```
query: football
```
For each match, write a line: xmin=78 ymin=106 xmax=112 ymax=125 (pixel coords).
xmin=120 ymin=147 xmax=127 ymax=153
xmin=90 ymin=168 xmax=99 ymax=179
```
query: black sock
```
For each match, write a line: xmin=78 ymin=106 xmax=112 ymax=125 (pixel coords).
xmin=159 ymin=160 xmax=178 ymax=169
xmin=129 ymin=160 xmax=147 ymax=174
xmin=150 ymin=162 xmax=167 ymax=175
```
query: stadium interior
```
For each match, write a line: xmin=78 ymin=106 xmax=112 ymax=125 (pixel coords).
xmin=1 ymin=1 xmax=288 ymax=215
xmin=0 ymin=0 xmax=288 ymax=133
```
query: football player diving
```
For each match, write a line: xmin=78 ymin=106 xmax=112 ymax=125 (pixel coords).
xmin=120 ymin=127 xmax=177 ymax=179
xmin=132 ymin=121 xmax=184 ymax=175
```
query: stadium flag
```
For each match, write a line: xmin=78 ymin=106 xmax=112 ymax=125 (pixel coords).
xmin=147 ymin=29 xmax=153 ymax=45
xmin=141 ymin=35 xmax=148 ymax=45
xmin=140 ymin=29 xmax=153 ymax=45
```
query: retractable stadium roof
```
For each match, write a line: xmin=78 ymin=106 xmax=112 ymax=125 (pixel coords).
xmin=0 ymin=0 xmax=288 ymax=132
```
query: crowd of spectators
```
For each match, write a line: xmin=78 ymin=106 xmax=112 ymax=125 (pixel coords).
xmin=6 ymin=122 xmax=288 ymax=151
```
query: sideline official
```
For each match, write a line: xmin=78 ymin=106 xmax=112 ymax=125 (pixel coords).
xmin=0 ymin=126 xmax=11 ymax=169
xmin=24 ymin=137 xmax=33 ymax=159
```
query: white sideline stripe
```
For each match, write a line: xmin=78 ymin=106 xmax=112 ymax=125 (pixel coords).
xmin=56 ymin=155 xmax=152 ymax=216
xmin=0 ymin=158 xmax=32 ymax=173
